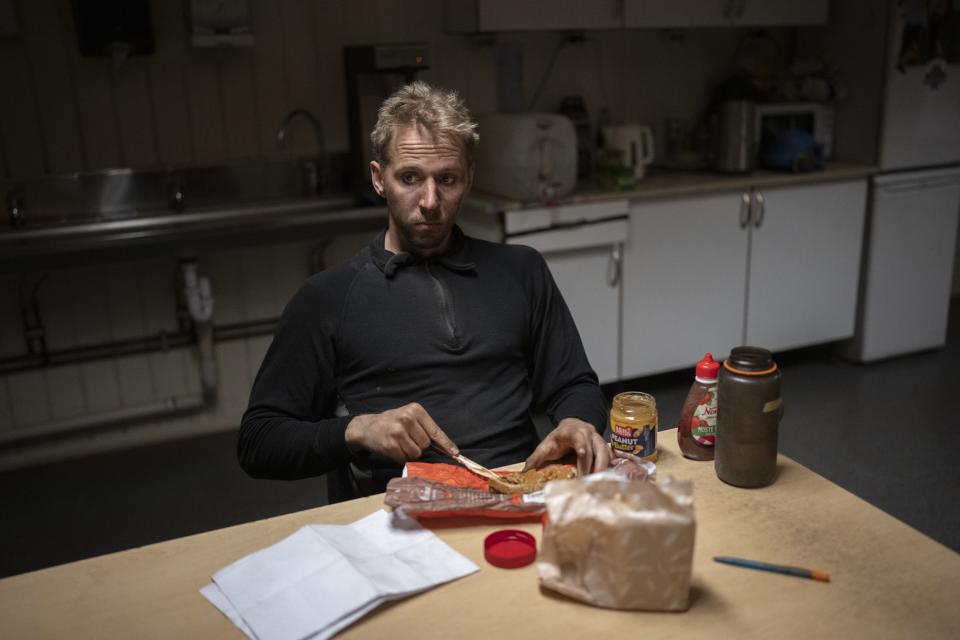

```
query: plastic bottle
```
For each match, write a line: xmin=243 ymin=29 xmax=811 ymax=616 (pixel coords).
xmin=677 ymin=353 xmax=720 ymax=461
xmin=714 ymin=346 xmax=784 ymax=488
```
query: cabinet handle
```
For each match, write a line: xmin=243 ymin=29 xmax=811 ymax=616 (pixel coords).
xmin=739 ymin=192 xmax=751 ymax=228
xmin=753 ymin=192 xmax=765 ymax=228
xmin=612 ymin=0 xmax=623 ymax=21
xmin=607 ymin=243 xmax=622 ymax=287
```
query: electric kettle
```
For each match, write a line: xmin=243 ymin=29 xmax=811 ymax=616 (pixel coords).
xmin=603 ymin=124 xmax=656 ymax=180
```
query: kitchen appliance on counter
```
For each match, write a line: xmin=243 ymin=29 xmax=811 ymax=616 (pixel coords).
xmin=603 ymin=124 xmax=656 ymax=181
xmin=758 ymin=129 xmax=823 ymax=173
xmin=713 ymin=100 xmax=756 ymax=173
xmin=474 ymin=113 xmax=577 ymax=204
xmin=344 ymin=43 xmax=428 ymax=202
xmin=754 ymin=102 xmax=835 ymax=163
xmin=832 ymin=1 xmax=960 ymax=362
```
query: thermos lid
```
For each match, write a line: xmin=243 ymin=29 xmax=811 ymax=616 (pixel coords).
xmin=696 ymin=353 xmax=720 ymax=380
xmin=724 ymin=346 xmax=778 ymax=375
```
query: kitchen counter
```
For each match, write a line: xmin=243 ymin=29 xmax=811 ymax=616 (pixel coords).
xmin=468 ymin=162 xmax=877 ymax=212
xmin=1 ymin=435 xmax=956 ymax=639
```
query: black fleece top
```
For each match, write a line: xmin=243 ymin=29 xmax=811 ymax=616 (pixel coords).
xmin=238 ymin=226 xmax=606 ymax=496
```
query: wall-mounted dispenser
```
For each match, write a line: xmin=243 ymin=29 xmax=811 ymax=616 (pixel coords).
xmin=71 ymin=0 xmax=155 ymax=68
xmin=188 ymin=0 xmax=254 ymax=47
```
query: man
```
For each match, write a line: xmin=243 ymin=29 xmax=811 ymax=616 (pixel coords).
xmin=239 ymin=81 xmax=608 ymax=500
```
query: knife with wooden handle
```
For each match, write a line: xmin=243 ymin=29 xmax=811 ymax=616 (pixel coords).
xmin=430 ymin=443 xmax=500 ymax=481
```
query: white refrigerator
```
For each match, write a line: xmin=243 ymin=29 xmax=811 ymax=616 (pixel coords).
xmin=838 ymin=0 xmax=960 ymax=361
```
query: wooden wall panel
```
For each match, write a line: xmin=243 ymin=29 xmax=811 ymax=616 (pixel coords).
xmin=211 ymin=340 xmax=249 ymax=425
xmin=240 ymin=246 xmax=284 ymax=320
xmin=252 ymin=0 xmax=288 ymax=159
xmin=0 ymin=274 xmax=24 ymax=357
xmin=79 ymin=360 xmax=121 ymax=414
xmin=19 ymin=0 xmax=83 ymax=174
xmin=45 ymin=366 xmax=86 ymax=420
xmin=38 ymin=270 xmax=77 ymax=350
xmin=281 ymin=0 xmax=320 ymax=156
xmin=219 ymin=49 xmax=261 ymax=161
xmin=71 ymin=56 xmax=122 ymax=169
xmin=204 ymin=250 xmax=247 ymax=325
xmin=313 ymin=1 xmax=350 ymax=153
xmin=7 ymin=371 xmax=49 ymax=426
xmin=113 ymin=60 xmax=158 ymax=167
xmin=0 ymin=39 xmax=46 ymax=177
xmin=116 ymin=355 xmax=154 ymax=408
xmin=0 ymin=118 xmax=7 ymax=179
xmin=69 ymin=265 xmax=112 ymax=346
xmin=0 ymin=379 xmax=13 ymax=429
xmin=106 ymin=264 xmax=147 ymax=341
xmin=186 ymin=50 xmax=226 ymax=165
xmin=149 ymin=0 xmax=194 ymax=166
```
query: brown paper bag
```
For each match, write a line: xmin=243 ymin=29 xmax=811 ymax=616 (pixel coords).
xmin=537 ymin=473 xmax=695 ymax=611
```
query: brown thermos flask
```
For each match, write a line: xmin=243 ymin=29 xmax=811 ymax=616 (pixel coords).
xmin=715 ymin=346 xmax=783 ymax=487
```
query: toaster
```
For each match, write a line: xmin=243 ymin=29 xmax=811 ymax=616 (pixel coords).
xmin=474 ymin=113 xmax=577 ymax=203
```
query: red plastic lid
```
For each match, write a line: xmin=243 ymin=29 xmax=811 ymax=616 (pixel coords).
xmin=484 ymin=530 xmax=537 ymax=569
xmin=696 ymin=353 xmax=720 ymax=380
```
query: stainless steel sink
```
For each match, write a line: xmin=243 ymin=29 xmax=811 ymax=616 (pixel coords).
xmin=1 ymin=160 xmax=387 ymax=271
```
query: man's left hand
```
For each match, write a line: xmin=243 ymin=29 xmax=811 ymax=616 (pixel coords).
xmin=523 ymin=418 xmax=610 ymax=476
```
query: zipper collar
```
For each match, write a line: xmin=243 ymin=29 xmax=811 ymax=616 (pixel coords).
xmin=370 ymin=226 xmax=477 ymax=280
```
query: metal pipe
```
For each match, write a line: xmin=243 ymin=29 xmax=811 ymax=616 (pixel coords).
xmin=0 ymin=393 xmax=205 ymax=446
xmin=0 ymin=263 xmax=223 ymax=447
xmin=0 ymin=319 xmax=278 ymax=375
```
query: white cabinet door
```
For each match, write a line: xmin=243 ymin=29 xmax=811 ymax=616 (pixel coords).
xmin=544 ymin=246 xmax=621 ymax=384
xmin=624 ymin=0 xmax=731 ymax=27
xmin=745 ymin=180 xmax=867 ymax=351
xmin=450 ymin=0 xmax=623 ymax=32
xmin=736 ymin=0 xmax=829 ymax=26
xmin=624 ymin=0 xmax=828 ymax=28
xmin=621 ymin=192 xmax=748 ymax=378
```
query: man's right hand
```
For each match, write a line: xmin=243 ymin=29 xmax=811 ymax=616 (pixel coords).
xmin=344 ymin=402 xmax=459 ymax=464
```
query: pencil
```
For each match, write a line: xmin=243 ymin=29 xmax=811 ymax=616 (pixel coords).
xmin=713 ymin=556 xmax=830 ymax=582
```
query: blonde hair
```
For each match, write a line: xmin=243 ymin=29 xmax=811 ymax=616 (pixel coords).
xmin=370 ymin=81 xmax=479 ymax=166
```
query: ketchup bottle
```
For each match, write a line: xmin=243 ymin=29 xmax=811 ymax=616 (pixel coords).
xmin=677 ymin=353 xmax=720 ymax=461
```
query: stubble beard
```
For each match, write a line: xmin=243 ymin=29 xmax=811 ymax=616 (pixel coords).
xmin=387 ymin=200 xmax=460 ymax=257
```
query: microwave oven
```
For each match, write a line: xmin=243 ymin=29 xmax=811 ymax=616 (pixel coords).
xmin=754 ymin=102 xmax=835 ymax=160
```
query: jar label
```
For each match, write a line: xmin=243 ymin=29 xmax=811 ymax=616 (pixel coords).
xmin=610 ymin=422 xmax=656 ymax=459
xmin=691 ymin=386 xmax=718 ymax=446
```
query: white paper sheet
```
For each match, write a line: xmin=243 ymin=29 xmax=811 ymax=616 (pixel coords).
xmin=200 ymin=509 xmax=477 ymax=640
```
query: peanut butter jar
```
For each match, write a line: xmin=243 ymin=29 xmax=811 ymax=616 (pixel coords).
xmin=609 ymin=392 xmax=658 ymax=462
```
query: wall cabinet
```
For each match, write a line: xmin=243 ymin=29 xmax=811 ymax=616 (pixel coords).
xmin=622 ymin=179 xmax=866 ymax=378
xmin=445 ymin=0 xmax=622 ymax=33
xmin=446 ymin=0 xmax=828 ymax=32
xmin=624 ymin=0 xmax=829 ymax=28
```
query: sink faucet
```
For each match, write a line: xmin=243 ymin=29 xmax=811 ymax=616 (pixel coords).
xmin=276 ymin=109 xmax=326 ymax=196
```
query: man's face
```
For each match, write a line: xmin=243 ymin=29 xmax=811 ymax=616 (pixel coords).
xmin=371 ymin=124 xmax=472 ymax=257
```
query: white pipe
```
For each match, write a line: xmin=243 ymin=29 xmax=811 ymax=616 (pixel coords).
xmin=182 ymin=260 xmax=218 ymax=402
xmin=0 ymin=393 xmax=206 ymax=446
xmin=0 ymin=262 xmax=221 ymax=448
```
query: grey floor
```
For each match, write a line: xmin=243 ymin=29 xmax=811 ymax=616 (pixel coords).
xmin=2 ymin=303 xmax=958 ymax=578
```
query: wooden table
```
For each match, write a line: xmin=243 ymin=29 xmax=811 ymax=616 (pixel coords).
xmin=2 ymin=437 xmax=957 ymax=639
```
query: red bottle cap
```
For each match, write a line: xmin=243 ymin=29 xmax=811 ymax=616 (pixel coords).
xmin=484 ymin=530 xmax=537 ymax=569
xmin=696 ymin=353 xmax=720 ymax=380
